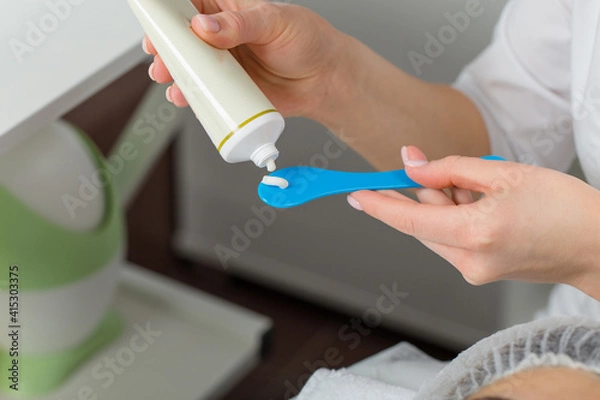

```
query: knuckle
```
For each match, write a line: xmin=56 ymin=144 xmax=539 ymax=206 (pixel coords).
xmin=464 ymin=219 xmax=504 ymax=251
xmin=448 ymin=155 xmax=468 ymax=184
xmin=467 ymin=229 xmax=494 ymax=251
xmin=254 ymin=2 xmax=287 ymax=41
xmin=228 ymin=11 xmax=246 ymax=31
xmin=259 ymin=1 xmax=280 ymax=15
xmin=393 ymin=211 xmax=418 ymax=236
xmin=401 ymin=215 xmax=418 ymax=236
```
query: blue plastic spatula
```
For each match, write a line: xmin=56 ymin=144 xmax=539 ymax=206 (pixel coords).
xmin=258 ymin=155 xmax=505 ymax=208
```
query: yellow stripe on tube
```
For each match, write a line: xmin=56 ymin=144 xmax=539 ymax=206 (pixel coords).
xmin=217 ymin=109 xmax=279 ymax=152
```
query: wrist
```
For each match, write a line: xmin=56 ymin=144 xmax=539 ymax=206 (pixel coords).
xmin=568 ymin=189 xmax=600 ymax=301
xmin=305 ymin=33 xmax=369 ymax=127
xmin=307 ymin=34 xmax=427 ymax=137
xmin=573 ymin=259 xmax=600 ymax=303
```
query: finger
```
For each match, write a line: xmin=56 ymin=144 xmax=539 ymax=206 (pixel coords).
xmin=191 ymin=2 xmax=286 ymax=49
xmin=142 ymin=36 xmax=157 ymax=55
xmin=190 ymin=0 xmax=222 ymax=14
xmin=190 ymin=0 xmax=250 ymax=15
xmin=401 ymin=145 xmax=428 ymax=169
xmin=378 ymin=189 xmax=454 ymax=208
xmin=149 ymin=55 xmax=173 ymax=84
xmin=405 ymin=153 xmax=515 ymax=193
xmin=451 ymin=188 xmax=475 ymax=204
xmin=350 ymin=190 xmax=467 ymax=246
xmin=416 ymin=188 xmax=455 ymax=206
xmin=167 ymin=84 xmax=189 ymax=107
xmin=401 ymin=146 xmax=454 ymax=206
xmin=376 ymin=190 xmax=416 ymax=203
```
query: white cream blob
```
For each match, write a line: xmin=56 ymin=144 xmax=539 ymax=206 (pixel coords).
xmin=262 ymin=176 xmax=289 ymax=189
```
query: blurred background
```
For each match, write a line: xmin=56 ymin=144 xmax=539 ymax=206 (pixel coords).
xmin=6 ymin=0 xmax=571 ymax=399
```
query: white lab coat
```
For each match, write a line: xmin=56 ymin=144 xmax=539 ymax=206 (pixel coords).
xmin=297 ymin=1 xmax=600 ymax=398
xmin=455 ymin=0 xmax=600 ymax=189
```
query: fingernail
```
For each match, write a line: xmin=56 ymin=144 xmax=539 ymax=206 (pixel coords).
xmin=347 ymin=195 xmax=363 ymax=211
xmin=166 ymin=86 xmax=173 ymax=103
xmin=194 ymin=14 xmax=221 ymax=33
xmin=148 ymin=63 xmax=156 ymax=80
xmin=401 ymin=146 xmax=428 ymax=168
xmin=142 ymin=39 xmax=150 ymax=55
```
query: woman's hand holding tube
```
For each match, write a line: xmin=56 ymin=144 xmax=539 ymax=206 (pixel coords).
xmin=348 ymin=146 xmax=600 ymax=301
xmin=144 ymin=0 xmax=351 ymax=119
xmin=142 ymin=0 xmax=491 ymax=169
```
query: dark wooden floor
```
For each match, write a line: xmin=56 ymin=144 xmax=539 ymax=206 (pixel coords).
xmin=63 ymin=63 xmax=457 ymax=400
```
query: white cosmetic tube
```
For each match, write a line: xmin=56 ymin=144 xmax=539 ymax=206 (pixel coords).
xmin=128 ymin=0 xmax=285 ymax=169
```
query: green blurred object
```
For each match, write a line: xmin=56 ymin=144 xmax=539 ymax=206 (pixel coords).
xmin=0 ymin=129 xmax=125 ymax=395
xmin=0 ymin=312 xmax=123 ymax=395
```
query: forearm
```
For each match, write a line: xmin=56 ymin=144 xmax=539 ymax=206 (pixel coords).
xmin=310 ymin=35 xmax=490 ymax=171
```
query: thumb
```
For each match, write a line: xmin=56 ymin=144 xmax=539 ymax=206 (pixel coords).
xmin=405 ymin=153 xmax=509 ymax=193
xmin=191 ymin=3 xmax=284 ymax=49
xmin=402 ymin=146 xmax=456 ymax=206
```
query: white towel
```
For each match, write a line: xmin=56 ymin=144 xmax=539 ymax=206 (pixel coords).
xmin=296 ymin=368 xmax=417 ymax=400
xmin=349 ymin=342 xmax=447 ymax=391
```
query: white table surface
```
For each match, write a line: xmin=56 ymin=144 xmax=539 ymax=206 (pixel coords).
xmin=1 ymin=0 xmax=148 ymax=154
xmin=6 ymin=264 xmax=272 ymax=400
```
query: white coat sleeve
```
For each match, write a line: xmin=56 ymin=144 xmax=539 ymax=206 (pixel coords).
xmin=535 ymin=284 xmax=600 ymax=321
xmin=454 ymin=0 xmax=576 ymax=171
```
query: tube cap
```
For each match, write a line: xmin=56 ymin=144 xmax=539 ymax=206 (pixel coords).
xmin=251 ymin=143 xmax=280 ymax=170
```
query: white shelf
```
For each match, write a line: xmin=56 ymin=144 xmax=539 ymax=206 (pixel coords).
xmin=0 ymin=0 xmax=148 ymax=153
xmin=8 ymin=264 xmax=272 ymax=400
